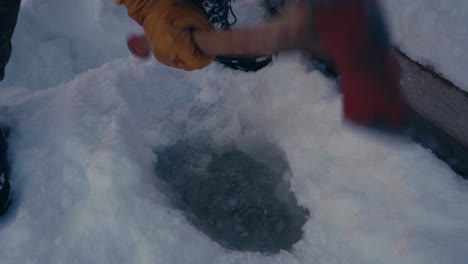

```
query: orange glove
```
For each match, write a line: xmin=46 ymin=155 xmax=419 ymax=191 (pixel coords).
xmin=116 ymin=0 xmax=215 ymax=71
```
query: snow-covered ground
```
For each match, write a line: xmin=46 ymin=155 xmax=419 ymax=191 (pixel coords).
xmin=0 ymin=0 xmax=467 ymax=263
xmin=382 ymin=0 xmax=468 ymax=91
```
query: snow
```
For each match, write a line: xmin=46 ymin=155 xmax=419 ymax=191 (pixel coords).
xmin=0 ymin=0 xmax=467 ymax=263
xmin=381 ymin=0 xmax=468 ymax=91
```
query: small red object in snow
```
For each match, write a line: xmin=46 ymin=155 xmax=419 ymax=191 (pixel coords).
xmin=127 ymin=35 xmax=151 ymax=59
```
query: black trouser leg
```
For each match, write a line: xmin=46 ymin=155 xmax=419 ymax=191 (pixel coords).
xmin=0 ymin=127 xmax=10 ymax=217
xmin=0 ymin=0 xmax=21 ymax=80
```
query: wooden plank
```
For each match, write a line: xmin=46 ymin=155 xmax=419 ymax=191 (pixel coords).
xmin=396 ymin=50 xmax=468 ymax=178
xmin=397 ymin=50 xmax=468 ymax=148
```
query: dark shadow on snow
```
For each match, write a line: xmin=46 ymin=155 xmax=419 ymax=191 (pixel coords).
xmin=154 ymin=139 xmax=309 ymax=253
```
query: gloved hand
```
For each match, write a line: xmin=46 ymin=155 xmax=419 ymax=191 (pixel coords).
xmin=116 ymin=0 xmax=215 ymax=71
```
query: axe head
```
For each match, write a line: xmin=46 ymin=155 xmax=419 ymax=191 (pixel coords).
xmin=310 ymin=0 xmax=408 ymax=130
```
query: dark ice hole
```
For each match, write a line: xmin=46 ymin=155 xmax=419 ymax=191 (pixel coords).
xmin=154 ymin=140 xmax=309 ymax=253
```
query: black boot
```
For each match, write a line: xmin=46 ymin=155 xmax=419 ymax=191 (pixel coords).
xmin=0 ymin=0 xmax=21 ymax=81
xmin=0 ymin=41 xmax=12 ymax=82
xmin=0 ymin=67 xmax=5 ymax=81
xmin=0 ymin=128 xmax=11 ymax=217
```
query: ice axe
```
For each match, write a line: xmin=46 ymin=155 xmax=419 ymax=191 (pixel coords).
xmin=128 ymin=0 xmax=408 ymax=131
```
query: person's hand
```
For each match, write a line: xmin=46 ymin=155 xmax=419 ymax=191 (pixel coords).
xmin=142 ymin=0 xmax=215 ymax=70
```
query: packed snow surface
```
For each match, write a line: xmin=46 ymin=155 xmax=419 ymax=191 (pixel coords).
xmin=0 ymin=0 xmax=467 ymax=264
xmin=382 ymin=0 xmax=468 ymax=91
